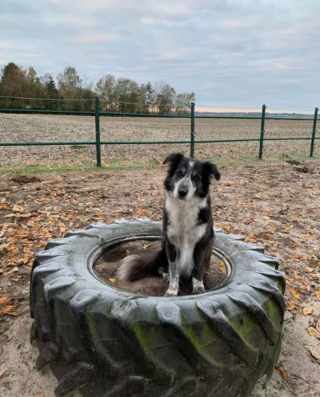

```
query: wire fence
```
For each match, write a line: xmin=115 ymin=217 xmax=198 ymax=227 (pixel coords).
xmin=0 ymin=96 xmax=319 ymax=167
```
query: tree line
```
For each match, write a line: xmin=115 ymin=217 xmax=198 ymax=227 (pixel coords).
xmin=0 ymin=63 xmax=195 ymax=115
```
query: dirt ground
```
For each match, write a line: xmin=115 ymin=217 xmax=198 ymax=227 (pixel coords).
xmin=0 ymin=113 xmax=317 ymax=168
xmin=0 ymin=158 xmax=320 ymax=396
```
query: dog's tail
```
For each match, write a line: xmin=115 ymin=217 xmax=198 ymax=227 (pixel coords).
xmin=116 ymin=247 xmax=167 ymax=281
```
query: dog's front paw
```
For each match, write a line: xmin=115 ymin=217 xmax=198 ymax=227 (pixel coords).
xmin=164 ymin=288 xmax=178 ymax=297
xmin=162 ymin=272 xmax=170 ymax=282
xmin=192 ymin=286 xmax=206 ymax=294
xmin=192 ymin=278 xmax=205 ymax=294
xmin=158 ymin=267 xmax=170 ymax=282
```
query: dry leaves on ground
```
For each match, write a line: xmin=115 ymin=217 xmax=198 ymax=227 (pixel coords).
xmin=275 ymin=364 xmax=288 ymax=381
xmin=306 ymin=347 xmax=320 ymax=361
xmin=0 ymin=159 xmax=320 ymax=347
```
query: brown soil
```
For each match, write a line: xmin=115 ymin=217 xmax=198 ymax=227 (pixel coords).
xmin=0 ymin=114 xmax=317 ymax=168
xmin=0 ymin=158 xmax=320 ymax=396
xmin=94 ymin=240 xmax=227 ymax=296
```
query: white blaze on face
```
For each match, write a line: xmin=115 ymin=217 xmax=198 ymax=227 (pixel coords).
xmin=173 ymin=161 xmax=196 ymax=200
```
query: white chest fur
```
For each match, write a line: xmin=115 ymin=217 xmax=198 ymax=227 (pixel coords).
xmin=165 ymin=195 xmax=207 ymax=278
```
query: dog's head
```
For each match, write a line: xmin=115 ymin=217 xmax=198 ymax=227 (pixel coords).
xmin=163 ymin=153 xmax=220 ymax=200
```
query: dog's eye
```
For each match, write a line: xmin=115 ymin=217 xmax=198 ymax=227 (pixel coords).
xmin=192 ymin=175 xmax=200 ymax=182
xmin=176 ymin=170 xmax=183 ymax=178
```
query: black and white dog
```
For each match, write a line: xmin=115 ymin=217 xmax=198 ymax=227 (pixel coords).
xmin=117 ymin=153 xmax=221 ymax=296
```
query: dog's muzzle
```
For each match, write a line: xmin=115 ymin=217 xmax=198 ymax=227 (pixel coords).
xmin=178 ymin=187 xmax=188 ymax=199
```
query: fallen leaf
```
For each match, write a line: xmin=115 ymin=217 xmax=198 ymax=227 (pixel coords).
xmin=0 ymin=305 xmax=14 ymax=313
xmin=1 ymin=267 xmax=19 ymax=278
xmin=142 ymin=244 xmax=151 ymax=249
xmin=303 ymin=307 xmax=313 ymax=315
xmin=0 ymin=297 xmax=9 ymax=304
xmin=306 ymin=347 xmax=320 ymax=361
xmin=0 ymin=370 xmax=7 ymax=381
xmin=109 ymin=278 xmax=116 ymax=283
xmin=35 ymin=242 xmax=47 ymax=248
xmin=308 ymin=327 xmax=320 ymax=339
xmin=289 ymin=288 xmax=301 ymax=300
xmin=315 ymin=291 xmax=320 ymax=298
xmin=306 ymin=266 xmax=314 ymax=273
xmin=219 ymin=262 xmax=225 ymax=271
xmin=275 ymin=364 xmax=288 ymax=381
xmin=5 ymin=311 xmax=19 ymax=316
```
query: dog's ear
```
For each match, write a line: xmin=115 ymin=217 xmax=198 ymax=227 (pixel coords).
xmin=163 ymin=153 xmax=184 ymax=171
xmin=203 ymin=161 xmax=221 ymax=181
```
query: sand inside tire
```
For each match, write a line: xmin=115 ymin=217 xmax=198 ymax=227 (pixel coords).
xmin=94 ymin=240 xmax=227 ymax=296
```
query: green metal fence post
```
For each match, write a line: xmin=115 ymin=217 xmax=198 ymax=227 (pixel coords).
xmin=310 ymin=107 xmax=318 ymax=157
xmin=95 ymin=96 xmax=101 ymax=167
xmin=259 ymin=104 xmax=266 ymax=159
xmin=190 ymin=102 xmax=195 ymax=158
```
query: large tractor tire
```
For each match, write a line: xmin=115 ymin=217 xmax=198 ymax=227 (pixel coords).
xmin=30 ymin=219 xmax=285 ymax=397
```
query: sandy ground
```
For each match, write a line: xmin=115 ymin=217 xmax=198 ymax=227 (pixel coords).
xmin=0 ymin=158 xmax=320 ymax=396
xmin=0 ymin=113 xmax=317 ymax=168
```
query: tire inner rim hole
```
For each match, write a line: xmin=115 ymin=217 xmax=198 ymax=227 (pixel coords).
xmin=93 ymin=238 xmax=230 ymax=297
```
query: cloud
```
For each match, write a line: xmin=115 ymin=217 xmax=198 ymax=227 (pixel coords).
xmin=47 ymin=15 xmax=99 ymax=28
xmin=220 ymin=16 xmax=262 ymax=29
xmin=157 ymin=48 xmax=199 ymax=62
xmin=141 ymin=17 xmax=182 ymax=27
xmin=1 ymin=0 xmax=320 ymax=110
xmin=0 ymin=42 xmax=12 ymax=49
xmin=73 ymin=34 xmax=122 ymax=43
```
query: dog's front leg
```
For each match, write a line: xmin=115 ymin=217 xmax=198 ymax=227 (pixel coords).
xmin=192 ymin=238 xmax=211 ymax=294
xmin=165 ymin=263 xmax=179 ymax=297
xmin=164 ymin=241 xmax=179 ymax=297
xmin=191 ymin=272 xmax=205 ymax=294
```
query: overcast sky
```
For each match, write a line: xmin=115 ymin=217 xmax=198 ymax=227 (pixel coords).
xmin=1 ymin=0 xmax=320 ymax=111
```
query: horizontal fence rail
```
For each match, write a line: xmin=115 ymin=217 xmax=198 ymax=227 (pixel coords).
xmin=0 ymin=97 xmax=318 ymax=166
xmin=1 ymin=137 xmax=319 ymax=147
xmin=0 ymin=107 xmax=318 ymax=121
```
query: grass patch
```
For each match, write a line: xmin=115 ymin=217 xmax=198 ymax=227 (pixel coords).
xmin=0 ymin=164 xmax=98 ymax=174
xmin=0 ymin=152 xmax=318 ymax=175
xmin=0 ymin=160 xmax=159 ymax=175
xmin=204 ymin=152 xmax=320 ymax=165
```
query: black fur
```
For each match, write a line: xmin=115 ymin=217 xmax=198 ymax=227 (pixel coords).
xmin=197 ymin=197 xmax=212 ymax=225
xmin=163 ymin=153 xmax=184 ymax=192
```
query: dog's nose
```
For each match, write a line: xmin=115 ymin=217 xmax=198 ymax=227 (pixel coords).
xmin=178 ymin=188 xmax=188 ymax=198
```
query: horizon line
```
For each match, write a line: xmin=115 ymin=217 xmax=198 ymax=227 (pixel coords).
xmin=194 ymin=107 xmax=314 ymax=114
